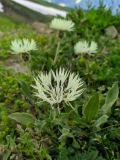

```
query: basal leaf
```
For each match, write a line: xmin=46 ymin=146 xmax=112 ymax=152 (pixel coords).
xmin=19 ymin=80 xmax=32 ymax=99
xmin=102 ymin=82 xmax=119 ymax=114
xmin=83 ymin=93 xmax=99 ymax=122
xmin=95 ymin=115 xmax=108 ymax=130
xmin=9 ymin=112 xmax=36 ymax=126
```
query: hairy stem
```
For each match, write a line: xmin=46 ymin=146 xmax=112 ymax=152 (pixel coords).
xmin=53 ymin=31 xmax=61 ymax=66
xmin=53 ymin=40 xmax=61 ymax=65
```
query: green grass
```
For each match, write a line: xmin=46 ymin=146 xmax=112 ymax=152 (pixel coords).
xmin=0 ymin=13 xmax=36 ymax=33
xmin=0 ymin=13 xmax=37 ymax=60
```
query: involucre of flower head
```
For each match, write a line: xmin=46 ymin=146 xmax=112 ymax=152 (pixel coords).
xmin=74 ymin=40 xmax=98 ymax=55
xmin=32 ymin=68 xmax=84 ymax=106
xmin=10 ymin=38 xmax=37 ymax=54
xmin=50 ymin=18 xmax=75 ymax=31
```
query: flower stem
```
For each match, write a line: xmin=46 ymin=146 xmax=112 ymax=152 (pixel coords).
xmin=67 ymin=102 xmax=78 ymax=114
xmin=57 ymin=103 xmax=60 ymax=114
xmin=50 ymin=106 xmax=56 ymax=120
xmin=53 ymin=40 xmax=61 ymax=65
xmin=53 ymin=31 xmax=61 ymax=66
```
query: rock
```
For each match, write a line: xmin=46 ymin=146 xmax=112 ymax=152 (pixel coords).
xmin=32 ymin=21 xmax=53 ymax=34
xmin=7 ymin=63 xmax=28 ymax=73
xmin=118 ymin=34 xmax=120 ymax=39
xmin=105 ymin=25 xmax=118 ymax=38
xmin=6 ymin=58 xmax=29 ymax=73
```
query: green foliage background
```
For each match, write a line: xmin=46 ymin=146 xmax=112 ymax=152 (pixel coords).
xmin=0 ymin=5 xmax=120 ymax=160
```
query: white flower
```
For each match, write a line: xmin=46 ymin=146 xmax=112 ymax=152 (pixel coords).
xmin=10 ymin=38 xmax=37 ymax=54
xmin=50 ymin=18 xmax=75 ymax=31
xmin=0 ymin=3 xmax=4 ymax=12
xmin=74 ymin=40 xmax=97 ymax=55
xmin=32 ymin=68 xmax=84 ymax=106
xmin=75 ymin=0 xmax=82 ymax=4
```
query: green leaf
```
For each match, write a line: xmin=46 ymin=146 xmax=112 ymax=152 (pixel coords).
xmin=59 ymin=128 xmax=73 ymax=142
xmin=95 ymin=115 xmax=108 ymax=130
xmin=59 ymin=147 xmax=69 ymax=160
xmin=19 ymin=80 xmax=32 ymax=98
xmin=83 ymin=93 xmax=99 ymax=122
xmin=9 ymin=112 xmax=36 ymax=126
xmin=3 ymin=150 xmax=11 ymax=160
xmin=102 ymin=82 xmax=119 ymax=114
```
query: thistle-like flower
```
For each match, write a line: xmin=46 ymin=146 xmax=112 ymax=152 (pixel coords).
xmin=75 ymin=0 xmax=82 ymax=4
xmin=50 ymin=18 xmax=75 ymax=31
xmin=32 ymin=68 xmax=84 ymax=106
xmin=10 ymin=38 xmax=37 ymax=54
xmin=74 ymin=40 xmax=97 ymax=55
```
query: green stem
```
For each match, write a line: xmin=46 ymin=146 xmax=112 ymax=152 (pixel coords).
xmin=53 ymin=40 xmax=61 ymax=65
xmin=67 ymin=102 xmax=78 ymax=114
xmin=85 ymin=58 xmax=91 ymax=86
xmin=57 ymin=103 xmax=60 ymax=114
xmin=50 ymin=106 xmax=57 ymax=120
xmin=85 ymin=59 xmax=89 ymax=74
xmin=52 ymin=31 xmax=62 ymax=66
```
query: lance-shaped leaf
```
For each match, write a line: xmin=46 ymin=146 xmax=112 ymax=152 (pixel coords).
xmin=9 ymin=112 xmax=36 ymax=126
xmin=95 ymin=115 xmax=109 ymax=130
xmin=83 ymin=93 xmax=99 ymax=122
xmin=19 ymin=80 xmax=32 ymax=99
xmin=3 ymin=150 xmax=11 ymax=160
xmin=102 ymin=82 xmax=119 ymax=115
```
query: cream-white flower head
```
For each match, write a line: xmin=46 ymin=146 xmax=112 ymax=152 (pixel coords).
xmin=75 ymin=0 xmax=82 ymax=4
xmin=50 ymin=18 xmax=75 ymax=31
xmin=10 ymin=38 xmax=37 ymax=54
xmin=74 ymin=40 xmax=97 ymax=55
xmin=32 ymin=68 xmax=84 ymax=106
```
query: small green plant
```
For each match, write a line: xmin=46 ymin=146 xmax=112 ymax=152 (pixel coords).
xmin=0 ymin=5 xmax=120 ymax=160
xmin=8 ymin=79 xmax=119 ymax=159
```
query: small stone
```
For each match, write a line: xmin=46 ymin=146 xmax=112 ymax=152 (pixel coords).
xmin=118 ymin=34 xmax=120 ymax=39
xmin=6 ymin=58 xmax=29 ymax=73
xmin=105 ymin=25 xmax=118 ymax=38
xmin=32 ymin=21 xmax=53 ymax=34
